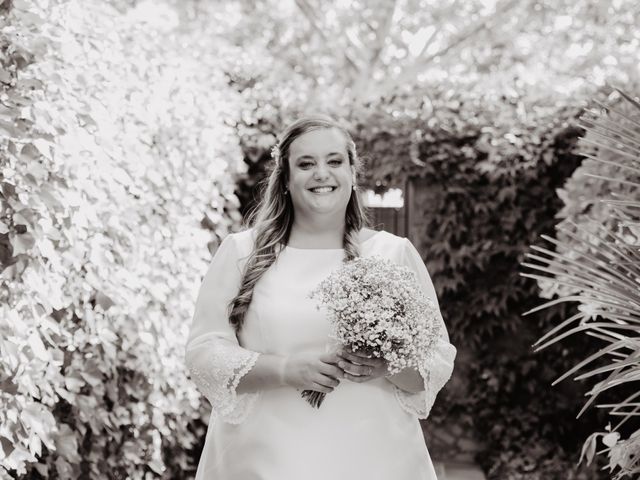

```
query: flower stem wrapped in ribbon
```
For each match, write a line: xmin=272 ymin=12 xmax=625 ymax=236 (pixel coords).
xmin=302 ymin=255 xmax=442 ymax=408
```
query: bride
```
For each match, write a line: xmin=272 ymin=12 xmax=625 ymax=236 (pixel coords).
xmin=184 ymin=115 xmax=457 ymax=480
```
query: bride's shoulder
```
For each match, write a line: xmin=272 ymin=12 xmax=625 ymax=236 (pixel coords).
xmin=363 ymin=228 xmax=408 ymax=249
xmin=227 ymin=228 xmax=256 ymax=255
xmin=359 ymin=227 xmax=377 ymax=241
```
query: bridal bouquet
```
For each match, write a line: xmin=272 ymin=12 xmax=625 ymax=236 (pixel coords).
xmin=302 ymin=255 xmax=442 ymax=408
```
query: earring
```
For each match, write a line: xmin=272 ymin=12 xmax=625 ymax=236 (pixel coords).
xmin=352 ymin=184 xmax=357 ymax=191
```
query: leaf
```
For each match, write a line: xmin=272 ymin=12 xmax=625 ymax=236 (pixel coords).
xmin=64 ymin=375 xmax=84 ymax=393
xmin=148 ymin=458 xmax=165 ymax=474
xmin=95 ymin=291 xmax=116 ymax=310
xmin=36 ymin=236 xmax=56 ymax=259
xmin=0 ymin=435 xmax=12 ymax=461
xmin=32 ymin=139 xmax=53 ymax=160
xmin=39 ymin=186 xmax=64 ymax=209
xmin=25 ymin=161 xmax=48 ymax=184
xmin=0 ymin=376 xmax=18 ymax=396
xmin=111 ymin=167 xmax=133 ymax=186
xmin=53 ymin=424 xmax=81 ymax=463
xmin=54 ymin=387 xmax=75 ymax=406
xmin=19 ymin=402 xmax=56 ymax=450
xmin=27 ymin=432 xmax=41 ymax=458
xmin=3 ymin=444 xmax=35 ymax=473
xmin=97 ymin=326 xmax=117 ymax=342
xmin=55 ymin=456 xmax=74 ymax=479
xmin=579 ymin=432 xmax=599 ymax=466
xmin=139 ymin=331 xmax=155 ymax=345
xmin=19 ymin=143 xmax=41 ymax=162
xmin=0 ymin=69 xmax=12 ymax=84
xmin=79 ymin=364 xmax=103 ymax=387
xmin=9 ymin=232 xmax=35 ymax=255
xmin=27 ymin=331 xmax=49 ymax=361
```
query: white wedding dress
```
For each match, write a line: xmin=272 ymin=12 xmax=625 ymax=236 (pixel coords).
xmin=184 ymin=228 xmax=456 ymax=480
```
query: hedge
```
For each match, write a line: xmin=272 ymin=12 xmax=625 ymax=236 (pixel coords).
xmin=0 ymin=1 xmax=242 ymax=478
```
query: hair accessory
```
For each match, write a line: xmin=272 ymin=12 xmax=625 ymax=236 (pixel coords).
xmin=270 ymin=144 xmax=281 ymax=163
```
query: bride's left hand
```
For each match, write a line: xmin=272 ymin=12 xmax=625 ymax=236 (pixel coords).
xmin=337 ymin=348 xmax=389 ymax=383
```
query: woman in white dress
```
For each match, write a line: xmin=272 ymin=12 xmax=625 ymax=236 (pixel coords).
xmin=184 ymin=115 xmax=457 ymax=480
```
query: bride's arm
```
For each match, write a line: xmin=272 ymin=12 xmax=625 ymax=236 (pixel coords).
xmin=385 ymin=237 xmax=457 ymax=418
xmin=385 ymin=366 xmax=424 ymax=394
xmin=184 ymin=232 xmax=276 ymax=424
xmin=235 ymin=353 xmax=288 ymax=394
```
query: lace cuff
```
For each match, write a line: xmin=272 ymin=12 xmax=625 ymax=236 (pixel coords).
xmin=392 ymin=338 xmax=456 ymax=419
xmin=185 ymin=333 xmax=261 ymax=424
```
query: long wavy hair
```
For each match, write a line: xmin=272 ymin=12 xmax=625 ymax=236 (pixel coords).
xmin=228 ymin=115 xmax=369 ymax=332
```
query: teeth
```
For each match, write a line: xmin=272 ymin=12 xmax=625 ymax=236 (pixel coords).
xmin=310 ymin=187 xmax=334 ymax=193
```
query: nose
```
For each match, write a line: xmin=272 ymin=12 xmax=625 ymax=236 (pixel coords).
xmin=313 ymin=162 xmax=330 ymax=180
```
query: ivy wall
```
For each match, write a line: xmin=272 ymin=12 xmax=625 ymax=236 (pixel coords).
xmin=1 ymin=1 xmax=242 ymax=478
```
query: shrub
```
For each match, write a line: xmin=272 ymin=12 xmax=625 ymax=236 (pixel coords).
xmin=0 ymin=1 xmax=242 ymax=478
xmin=523 ymin=89 xmax=640 ymax=479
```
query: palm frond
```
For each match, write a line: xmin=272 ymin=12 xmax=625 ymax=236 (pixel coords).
xmin=593 ymin=98 xmax=640 ymax=130
xmin=522 ymin=87 xmax=640 ymax=476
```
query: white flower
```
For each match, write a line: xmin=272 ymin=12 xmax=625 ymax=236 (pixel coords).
xmin=309 ymin=255 xmax=441 ymax=375
xmin=270 ymin=144 xmax=281 ymax=162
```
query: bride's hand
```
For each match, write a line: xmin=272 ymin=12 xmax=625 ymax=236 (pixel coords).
xmin=283 ymin=351 xmax=344 ymax=393
xmin=337 ymin=348 xmax=389 ymax=383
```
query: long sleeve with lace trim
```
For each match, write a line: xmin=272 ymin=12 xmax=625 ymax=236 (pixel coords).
xmin=389 ymin=237 xmax=457 ymax=419
xmin=184 ymin=233 xmax=261 ymax=424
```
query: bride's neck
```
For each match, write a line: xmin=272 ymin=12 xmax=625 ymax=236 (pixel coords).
xmin=288 ymin=217 xmax=345 ymax=248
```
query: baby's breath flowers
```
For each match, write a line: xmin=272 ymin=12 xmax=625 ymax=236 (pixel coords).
xmin=301 ymin=256 xmax=442 ymax=408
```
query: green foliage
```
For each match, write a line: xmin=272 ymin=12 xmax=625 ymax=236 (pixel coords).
xmin=523 ymin=89 xmax=640 ymax=479
xmin=0 ymin=1 xmax=243 ymax=478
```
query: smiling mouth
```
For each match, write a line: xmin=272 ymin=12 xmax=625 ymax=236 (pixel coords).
xmin=308 ymin=186 xmax=337 ymax=193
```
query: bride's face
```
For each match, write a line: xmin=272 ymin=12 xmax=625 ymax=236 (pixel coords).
xmin=287 ymin=128 xmax=355 ymax=218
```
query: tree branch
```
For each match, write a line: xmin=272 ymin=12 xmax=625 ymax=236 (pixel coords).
xmin=413 ymin=0 xmax=462 ymax=59
xmin=294 ymin=0 xmax=363 ymax=74
xmin=350 ymin=0 xmax=398 ymax=99
xmin=376 ymin=0 xmax=524 ymax=97
xmin=368 ymin=0 xmax=397 ymax=68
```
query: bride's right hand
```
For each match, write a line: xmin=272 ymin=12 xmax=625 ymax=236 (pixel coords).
xmin=281 ymin=351 xmax=344 ymax=393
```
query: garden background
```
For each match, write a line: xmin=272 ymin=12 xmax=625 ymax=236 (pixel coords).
xmin=1 ymin=0 xmax=639 ymax=479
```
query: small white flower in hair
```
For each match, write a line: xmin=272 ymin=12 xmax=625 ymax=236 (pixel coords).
xmin=270 ymin=145 xmax=281 ymax=162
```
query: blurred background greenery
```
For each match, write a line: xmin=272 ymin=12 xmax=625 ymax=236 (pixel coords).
xmin=0 ymin=0 xmax=638 ymax=478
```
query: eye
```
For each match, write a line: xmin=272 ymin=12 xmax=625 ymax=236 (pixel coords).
xmin=299 ymin=161 xmax=314 ymax=169
xmin=329 ymin=159 xmax=343 ymax=166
